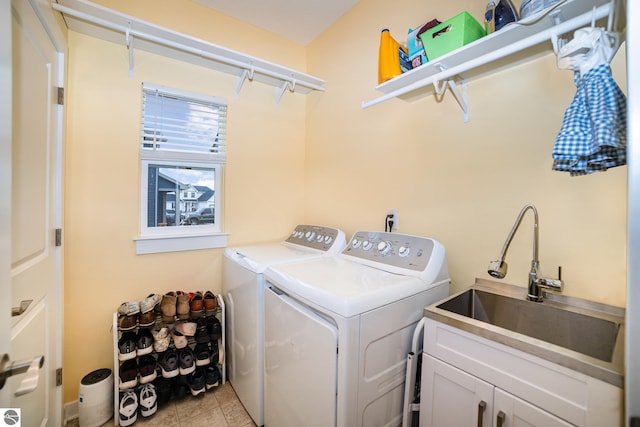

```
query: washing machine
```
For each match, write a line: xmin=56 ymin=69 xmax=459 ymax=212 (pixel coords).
xmin=222 ymin=224 xmax=347 ymax=426
xmin=263 ymin=231 xmax=450 ymax=427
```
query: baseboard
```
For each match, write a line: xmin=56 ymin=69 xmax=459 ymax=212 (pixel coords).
xmin=63 ymin=400 xmax=79 ymax=426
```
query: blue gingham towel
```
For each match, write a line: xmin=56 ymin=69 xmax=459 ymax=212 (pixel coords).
xmin=552 ymin=63 xmax=627 ymax=176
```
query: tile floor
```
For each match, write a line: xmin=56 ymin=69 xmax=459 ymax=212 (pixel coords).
xmin=68 ymin=382 xmax=257 ymax=427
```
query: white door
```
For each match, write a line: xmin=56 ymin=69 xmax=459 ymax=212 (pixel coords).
xmin=1 ymin=0 xmax=64 ymax=426
xmin=493 ymin=388 xmax=573 ymax=427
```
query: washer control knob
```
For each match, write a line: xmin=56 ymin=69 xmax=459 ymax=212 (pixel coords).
xmin=351 ymin=239 xmax=361 ymax=249
xmin=362 ymin=240 xmax=373 ymax=251
xmin=316 ymin=234 xmax=324 ymax=243
xmin=324 ymin=236 xmax=333 ymax=244
xmin=305 ymin=231 xmax=316 ymax=242
xmin=398 ymin=246 xmax=411 ymax=257
xmin=377 ymin=240 xmax=393 ymax=256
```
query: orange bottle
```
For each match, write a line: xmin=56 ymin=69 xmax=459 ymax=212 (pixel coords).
xmin=378 ymin=29 xmax=403 ymax=84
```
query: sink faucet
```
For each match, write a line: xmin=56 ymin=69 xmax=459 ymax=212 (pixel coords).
xmin=487 ymin=204 xmax=563 ymax=302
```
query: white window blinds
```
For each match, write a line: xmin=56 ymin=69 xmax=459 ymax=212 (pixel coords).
xmin=141 ymin=83 xmax=227 ymax=162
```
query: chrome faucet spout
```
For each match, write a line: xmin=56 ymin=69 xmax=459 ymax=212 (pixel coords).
xmin=487 ymin=204 xmax=562 ymax=302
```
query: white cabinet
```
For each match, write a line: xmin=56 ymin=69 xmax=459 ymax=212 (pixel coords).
xmin=421 ymin=354 xmax=572 ymax=427
xmin=420 ymin=318 xmax=623 ymax=427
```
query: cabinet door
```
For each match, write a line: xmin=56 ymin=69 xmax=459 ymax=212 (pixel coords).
xmin=494 ymin=388 xmax=574 ymax=427
xmin=420 ymin=354 xmax=494 ymax=427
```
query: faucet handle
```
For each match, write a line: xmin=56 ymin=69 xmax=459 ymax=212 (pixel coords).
xmin=539 ymin=277 xmax=563 ymax=291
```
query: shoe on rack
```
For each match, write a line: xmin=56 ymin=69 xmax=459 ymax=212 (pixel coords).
xmin=174 ymin=320 xmax=197 ymax=336
xmin=152 ymin=327 xmax=170 ymax=353
xmin=153 ymin=377 xmax=172 ymax=407
xmin=207 ymin=315 xmax=222 ymax=341
xmin=171 ymin=328 xmax=188 ymax=349
xmin=194 ymin=342 xmax=210 ymax=367
xmin=140 ymin=293 xmax=162 ymax=314
xmin=188 ymin=368 xmax=206 ymax=396
xmin=190 ymin=291 xmax=205 ymax=316
xmin=118 ymin=331 xmax=137 ymax=361
xmin=119 ymin=359 xmax=138 ymax=390
xmin=171 ymin=375 xmax=189 ymax=401
xmin=118 ymin=314 xmax=138 ymax=331
xmin=119 ymin=390 xmax=138 ymax=427
xmin=204 ymin=364 xmax=220 ymax=390
xmin=136 ymin=328 xmax=154 ymax=356
xmin=161 ymin=291 xmax=177 ymax=323
xmin=210 ymin=338 xmax=222 ymax=366
xmin=195 ymin=317 xmax=209 ymax=344
xmin=203 ymin=291 xmax=218 ymax=315
xmin=118 ymin=301 xmax=140 ymax=316
xmin=138 ymin=383 xmax=158 ymax=417
xmin=178 ymin=346 xmax=196 ymax=376
xmin=139 ymin=310 xmax=156 ymax=327
xmin=158 ymin=348 xmax=179 ymax=379
xmin=176 ymin=291 xmax=190 ymax=320
xmin=139 ymin=354 xmax=158 ymax=384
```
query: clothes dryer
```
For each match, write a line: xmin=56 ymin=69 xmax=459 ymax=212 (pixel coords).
xmin=222 ymin=225 xmax=346 ymax=426
xmin=263 ymin=231 xmax=450 ymax=427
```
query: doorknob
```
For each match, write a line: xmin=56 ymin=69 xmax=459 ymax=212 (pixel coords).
xmin=0 ymin=354 xmax=45 ymax=396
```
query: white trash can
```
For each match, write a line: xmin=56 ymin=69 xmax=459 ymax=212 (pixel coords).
xmin=78 ymin=368 xmax=113 ymax=427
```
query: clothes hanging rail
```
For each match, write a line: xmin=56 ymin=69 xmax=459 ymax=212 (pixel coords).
xmin=52 ymin=0 xmax=325 ymax=105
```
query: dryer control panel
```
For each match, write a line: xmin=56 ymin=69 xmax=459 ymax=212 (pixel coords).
xmin=284 ymin=225 xmax=346 ymax=254
xmin=343 ymin=231 xmax=442 ymax=274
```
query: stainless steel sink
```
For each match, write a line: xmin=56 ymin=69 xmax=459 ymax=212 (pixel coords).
xmin=437 ymin=288 xmax=620 ymax=362
xmin=424 ymin=279 xmax=625 ymax=387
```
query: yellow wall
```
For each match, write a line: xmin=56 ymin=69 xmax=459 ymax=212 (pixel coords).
xmin=304 ymin=0 xmax=627 ymax=303
xmin=63 ymin=0 xmax=628 ymax=404
xmin=63 ymin=3 xmax=308 ymax=401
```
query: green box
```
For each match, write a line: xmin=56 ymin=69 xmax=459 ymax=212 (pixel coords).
xmin=419 ymin=11 xmax=485 ymax=60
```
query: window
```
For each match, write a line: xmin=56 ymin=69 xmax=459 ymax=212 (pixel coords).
xmin=135 ymin=83 xmax=228 ymax=254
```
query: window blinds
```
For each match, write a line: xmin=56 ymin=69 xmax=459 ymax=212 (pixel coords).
xmin=141 ymin=84 xmax=227 ymax=162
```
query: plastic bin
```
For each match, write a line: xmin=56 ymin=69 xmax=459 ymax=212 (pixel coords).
xmin=420 ymin=12 xmax=485 ymax=60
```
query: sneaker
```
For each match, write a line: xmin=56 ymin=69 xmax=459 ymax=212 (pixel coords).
xmin=138 ymin=383 xmax=158 ymax=417
xmin=139 ymin=354 xmax=158 ymax=384
xmin=190 ymin=291 xmax=205 ymax=316
xmin=176 ymin=291 xmax=191 ymax=320
xmin=118 ymin=301 xmax=140 ymax=316
xmin=118 ymin=314 xmax=138 ymax=331
xmin=119 ymin=359 xmax=138 ymax=390
xmin=171 ymin=375 xmax=189 ymax=400
xmin=203 ymin=291 xmax=218 ymax=315
xmin=188 ymin=368 xmax=206 ymax=396
xmin=179 ymin=346 xmax=196 ymax=376
xmin=194 ymin=342 xmax=210 ymax=367
xmin=174 ymin=320 xmax=197 ymax=336
xmin=136 ymin=328 xmax=154 ymax=356
xmin=204 ymin=364 xmax=220 ymax=389
xmin=153 ymin=377 xmax=172 ymax=407
xmin=171 ymin=328 xmax=188 ymax=349
xmin=161 ymin=291 xmax=177 ymax=323
xmin=119 ymin=390 xmax=138 ymax=426
xmin=210 ymin=338 xmax=222 ymax=365
xmin=152 ymin=327 xmax=170 ymax=353
xmin=139 ymin=310 xmax=156 ymax=327
xmin=140 ymin=293 xmax=162 ymax=314
xmin=158 ymin=348 xmax=179 ymax=378
xmin=207 ymin=315 xmax=222 ymax=341
xmin=118 ymin=331 xmax=137 ymax=361
xmin=195 ymin=317 xmax=209 ymax=344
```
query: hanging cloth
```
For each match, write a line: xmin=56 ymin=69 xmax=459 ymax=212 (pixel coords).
xmin=552 ymin=27 xmax=626 ymax=176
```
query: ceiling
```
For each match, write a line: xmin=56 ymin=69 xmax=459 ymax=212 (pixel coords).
xmin=193 ymin=0 xmax=360 ymax=46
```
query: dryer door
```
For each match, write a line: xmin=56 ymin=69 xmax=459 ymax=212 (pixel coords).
xmin=264 ymin=285 xmax=338 ymax=427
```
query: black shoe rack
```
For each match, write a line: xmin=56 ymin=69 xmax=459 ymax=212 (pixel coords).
xmin=111 ymin=294 xmax=226 ymax=426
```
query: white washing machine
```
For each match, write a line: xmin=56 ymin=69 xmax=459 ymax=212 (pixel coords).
xmin=263 ymin=231 xmax=450 ymax=427
xmin=222 ymin=225 xmax=347 ymax=426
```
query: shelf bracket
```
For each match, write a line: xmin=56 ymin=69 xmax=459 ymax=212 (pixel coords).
xmin=125 ymin=22 xmax=134 ymax=77
xmin=433 ymin=66 xmax=469 ymax=122
xmin=275 ymin=79 xmax=296 ymax=107
xmin=235 ymin=67 xmax=254 ymax=98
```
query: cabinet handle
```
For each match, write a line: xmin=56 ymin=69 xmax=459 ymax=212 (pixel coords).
xmin=477 ymin=400 xmax=486 ymax=427
xmin=497 ymin=410 xmax=506 ymax=427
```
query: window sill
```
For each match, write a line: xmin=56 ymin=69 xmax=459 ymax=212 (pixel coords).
xmin=134 ymin=232 xmax=228 ymax=255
